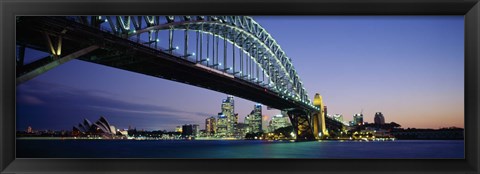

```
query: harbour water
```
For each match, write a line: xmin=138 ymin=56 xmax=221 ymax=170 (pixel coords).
xmin=16 ymin=139 xmax=464 ymax=158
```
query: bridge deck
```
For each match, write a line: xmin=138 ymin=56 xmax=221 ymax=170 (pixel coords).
xmin=16 ymin=16 xmax=315 ymax=112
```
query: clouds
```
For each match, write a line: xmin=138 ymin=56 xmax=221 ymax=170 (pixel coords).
xmin=17 ymin=95 xmax=45 ymax=105
xmin=16 ymin=80 xmax=209 ymax=131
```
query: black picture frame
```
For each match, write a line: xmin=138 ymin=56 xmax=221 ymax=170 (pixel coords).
xmin=1 ymin=0 xmax=479 ymax=173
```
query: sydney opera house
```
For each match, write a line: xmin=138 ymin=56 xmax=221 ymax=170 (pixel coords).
xmin=72 ymin=116 xmax=118 ymax=138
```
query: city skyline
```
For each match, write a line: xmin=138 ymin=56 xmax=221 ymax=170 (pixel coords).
xmin=16 ymin=16 xmax=464 ymax=131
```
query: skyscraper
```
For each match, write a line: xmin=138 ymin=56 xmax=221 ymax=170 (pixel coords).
xmin=374 ymin=112 xmax=385 ymax=125
xmin=216 ymin=113 xmax=228 ymax=137
xmin=353 ymin=113 xmax=364 ymax=126
xmin=221 ymin=96 xmax=236 ymax=137
xmin=245 ymin=104 xmax=262 ymax=133
xmin=205 ymin=116 xmax=216 ymax=136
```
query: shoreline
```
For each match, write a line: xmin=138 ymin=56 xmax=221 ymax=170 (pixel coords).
xmin=16 ymin=137 xmax=464 ymax=141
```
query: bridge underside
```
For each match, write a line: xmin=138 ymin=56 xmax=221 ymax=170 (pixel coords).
xmin=16 ymin=17 xmax=315 ymax=111
xmin=16 ymin=17 xmax=341 ymax=141
xmin=287 ymin=109 xmax=315 ymax=141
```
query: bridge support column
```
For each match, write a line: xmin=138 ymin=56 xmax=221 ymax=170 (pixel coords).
xmin=313 ymin=93 xmax=329 ymax=139
xmin=287 ymin=109 xmax=314 ymax=141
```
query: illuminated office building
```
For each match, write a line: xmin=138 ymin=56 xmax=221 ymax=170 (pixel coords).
xmin=216 ymin=113 xmax=228 ymax=137
xmin=205 ymin=116 xmax=216 ymax=136
xmin=175 ymin=126 xmax=183 ymax=133
xmin=245 ymin=104 xmax=263 ymax=133
xmin=374 ymin=112 xmax=385 ymax=125
xmin=221 ymin=96 xmax=236 ymax=137
xmin=353 ymin=113 xmax=364 ymax=126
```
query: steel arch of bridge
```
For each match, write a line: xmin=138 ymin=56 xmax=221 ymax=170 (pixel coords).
xmin=73 ymin=16 xmax=315 ymax=108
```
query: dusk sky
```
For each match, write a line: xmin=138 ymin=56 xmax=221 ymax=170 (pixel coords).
xmin=16 ymin=16 xmax=464 ymax=131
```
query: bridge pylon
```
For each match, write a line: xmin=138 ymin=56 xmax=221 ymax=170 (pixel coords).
xmin=312 ymin=93 xmax=329 ymax=139
xmin=286 ymin=109 xmax=315 ymax=141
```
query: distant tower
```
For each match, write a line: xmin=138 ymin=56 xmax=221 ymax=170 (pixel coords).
xmin=313 ymin=93 xmax=329 ymax=139
xmin=374 ymin=112 xmax=385 ymax=125
xmin=27 ymin=126 xmax=32 ymax=133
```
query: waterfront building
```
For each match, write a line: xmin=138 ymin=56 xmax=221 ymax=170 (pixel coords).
xmin=175 ymin=126 xmax=183 ymax=133
xmin=374 ymin=112 xmax=386 ymax=125
xmin=192 ymin=124 xmax=200 ymax=137
xmin=221 ymin=96 xmax=236 ymax=137
xmin=353 ymin=113 xmax=364 ymax=126
xmin=216 ymin=113 xmax=228 ymax=137
xmin=72 ymin=116 xmax=118 ymax=137
xmin=267 ymin=114 xmax=292 ymax=132
xmin=182 ymin=124 xmax=193 ymax=138
xmin=245 ymin=104 xmax=262 ymax=133
xmin=205 ymin=116 xmax=216 ymax=136
xmin=236 ymin=123 xmax=248 ymax=139
xmin=109 ymin=126 xmax=117 ymax=135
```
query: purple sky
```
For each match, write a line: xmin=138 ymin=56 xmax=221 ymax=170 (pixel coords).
xmin=16 ymin=16 xmax=464 ymax=131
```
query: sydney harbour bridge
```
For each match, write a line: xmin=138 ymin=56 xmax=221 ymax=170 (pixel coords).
xmin=16 ymin=16 xmax=343 ymax=141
